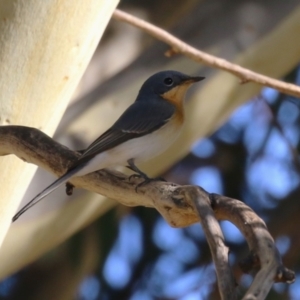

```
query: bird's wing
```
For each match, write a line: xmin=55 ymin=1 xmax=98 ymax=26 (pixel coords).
xmin=12 ymin=101 xmax=175 ymax=222
xmin=72 ymin=101 xmax=175 ymax=166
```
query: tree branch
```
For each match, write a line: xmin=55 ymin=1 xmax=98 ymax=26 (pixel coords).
xmin=183 ymin=187 xmax=236 ymax=300
xmin=113 ymin=9 xmax=300 ymax=99
xmin=210 ymin=194 xmax=295 ymax=299
xmin=1 ymin=125 xmax=295 ymax=298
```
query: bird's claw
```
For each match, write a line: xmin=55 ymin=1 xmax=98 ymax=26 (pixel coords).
xmin=130 ymin=175 xmax=166 ymax=192
xmin=126 ymin=159 xmax=165 ymax=192
xmin=128 ymin=173 xmax=141 ymax=181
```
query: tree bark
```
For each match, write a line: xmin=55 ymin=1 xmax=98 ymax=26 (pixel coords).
xmin=0 ymin=0 xmax=119 ymax=247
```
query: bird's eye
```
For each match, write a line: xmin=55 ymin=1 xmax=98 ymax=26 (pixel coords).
xmin=164 ymin=77 xmax=173 ymax=86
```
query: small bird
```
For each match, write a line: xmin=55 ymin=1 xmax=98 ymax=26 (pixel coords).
xmin=13 ymin=70 xmax=204 ymax=221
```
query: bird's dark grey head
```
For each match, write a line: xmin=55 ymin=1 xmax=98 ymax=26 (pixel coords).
xmin=138 ymin=70 xmax=204 ymax=97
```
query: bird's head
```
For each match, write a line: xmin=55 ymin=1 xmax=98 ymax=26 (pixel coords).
xmin=138 ymin=70 xmax=204 ymax=106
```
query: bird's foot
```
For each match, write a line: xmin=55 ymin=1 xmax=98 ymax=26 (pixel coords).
xmin=65 ymin=182 xmax=75 ymax=196
xmin=134 ymin=176 xmax=166 ymax=191
xmin=127 ymin=159 xmax=166 ymax=191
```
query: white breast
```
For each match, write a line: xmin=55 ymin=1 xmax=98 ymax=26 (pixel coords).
xmin=117 ymin=118 xmax=181 ymax=163
xmin=76 ymin=117 xmax=182 ymax=176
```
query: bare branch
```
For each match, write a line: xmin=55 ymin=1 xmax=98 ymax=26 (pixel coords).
xmin=211 ymin=194 xmax=295 ymax=299
xmin=113 ymin=9 xmax=300 ymax=99
xmin=0 ymin=125 xmax=198 ymax=227
xmin=181 ymin=186 xmax=237 ymax=300
xmin=1 ymin=125 xmax=295 ymax=298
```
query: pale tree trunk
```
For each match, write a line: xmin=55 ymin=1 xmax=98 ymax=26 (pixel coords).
xmin=0 ymin=0 xmax=119 ymax=247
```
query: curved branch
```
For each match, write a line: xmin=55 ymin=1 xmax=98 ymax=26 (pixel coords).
xmin=182 ymin=187 xmax=236 ymax=300
xmin=113 ymin=9 xmax=300 ymax=99
xmin=1 ymin=125 xmax=295 ymax=298
xmin=210 ymin=194 xmax=295 ymax=299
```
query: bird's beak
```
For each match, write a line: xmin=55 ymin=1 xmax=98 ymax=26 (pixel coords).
xmin=181 ymin=76 xmax=205 ymax=85
xmin=191 ymin=76 xmax=205 ymax=82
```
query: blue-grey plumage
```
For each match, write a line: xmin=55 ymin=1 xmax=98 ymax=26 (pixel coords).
xmin=12 ymin=70 xmax=204 ymax=221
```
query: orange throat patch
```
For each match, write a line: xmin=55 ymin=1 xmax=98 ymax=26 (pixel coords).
xmin=161 ymin=83 xmax=192 ymax=123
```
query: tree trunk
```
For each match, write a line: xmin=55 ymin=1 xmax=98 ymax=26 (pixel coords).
xmin=0 ymin=0 xmax=119 ymax=247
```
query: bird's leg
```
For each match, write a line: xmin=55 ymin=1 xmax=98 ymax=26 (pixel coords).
xmin=127 ymin=159 xmax=150 ymax=180
xmin=127 ymin=159 xmax=166 ymax=191
xmin=65 ymin=182 xmax=75 ymax=196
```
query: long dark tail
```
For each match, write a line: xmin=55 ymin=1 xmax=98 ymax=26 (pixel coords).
xmin=12 ymin=167 xmax=81 ymax=222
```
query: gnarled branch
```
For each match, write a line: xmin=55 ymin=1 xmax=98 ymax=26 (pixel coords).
xmin=0 ymin=125 xmax=295 ymax=299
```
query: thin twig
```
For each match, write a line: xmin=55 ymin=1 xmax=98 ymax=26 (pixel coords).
xmin=113 ymin=9 xmax=300 ymax=99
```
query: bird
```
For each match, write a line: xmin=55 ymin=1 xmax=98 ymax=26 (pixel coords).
xmin=12 ymin=70 xmax=204 ymax=221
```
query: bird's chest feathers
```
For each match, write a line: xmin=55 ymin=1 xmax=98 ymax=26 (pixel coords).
xmin=139 ymin=117 xmax=182 ymax=157
xmin=161 ymin=84 xmax=190 ymax=122
xmin=109 ymin=117 xmax=182 ymax=163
